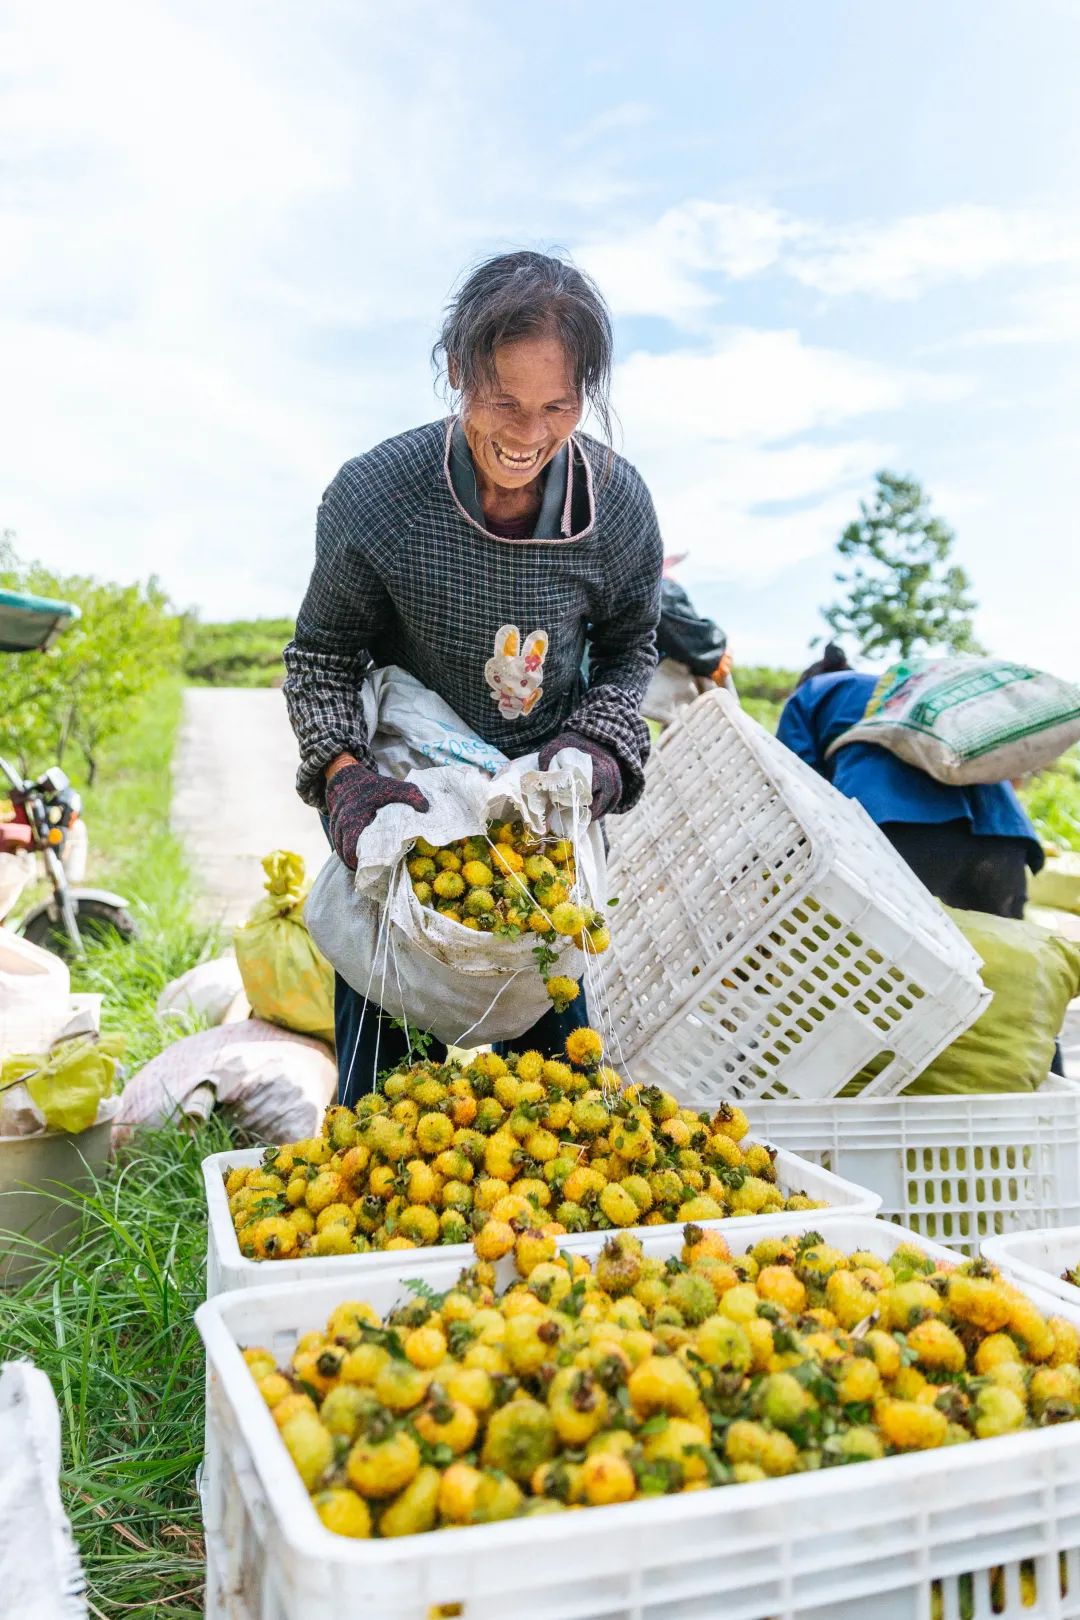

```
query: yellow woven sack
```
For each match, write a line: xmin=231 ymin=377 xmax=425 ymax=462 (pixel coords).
xmin=906 ymin=907 xmax=1080 ymax=1094
xmin=234 ymin=851 xmax=335 ymax=1046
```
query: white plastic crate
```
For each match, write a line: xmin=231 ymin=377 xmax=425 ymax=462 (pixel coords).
xmin=602 ymin=690 xmax=989 ymax=1105
xmin=202 ymin=1143 xmax=879 ymax=1297
xmin=983 ymin=1224 xmax=1080 ymax=1310
xmin=743 ymin=1077 xmax=1080 ymax=1255
xmin=197 ymin=1214 xmax=1080 ymax=1620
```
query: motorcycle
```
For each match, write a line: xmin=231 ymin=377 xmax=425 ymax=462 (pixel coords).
xmin=0 ymin=584 xmax=135 ymax=960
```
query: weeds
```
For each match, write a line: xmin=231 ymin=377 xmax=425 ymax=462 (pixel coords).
xmin=0 ymin=1124 xmax=235 ymax=1617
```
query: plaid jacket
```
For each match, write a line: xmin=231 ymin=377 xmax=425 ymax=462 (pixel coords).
xmin=283 ymin=419 xmax=662 ymax=810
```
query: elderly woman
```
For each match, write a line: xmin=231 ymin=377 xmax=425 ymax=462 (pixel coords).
xmin=284 ymin=250 xmax=664 ymax=1100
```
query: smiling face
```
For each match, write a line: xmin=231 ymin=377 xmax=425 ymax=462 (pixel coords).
xmin=460 ymin=334 xmax=581 ymax=492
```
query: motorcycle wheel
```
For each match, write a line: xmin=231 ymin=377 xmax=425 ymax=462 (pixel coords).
xmin=22 ymin=897 xmax=138 ymax=958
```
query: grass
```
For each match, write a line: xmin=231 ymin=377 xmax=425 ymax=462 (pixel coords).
xmin=67 ymin=676 xmax=223 ymax=1068
xmin=2 ymin=676 xmax=230 ymax=1614
xmin=0 ymin=1123 xmax=236 ymax=1619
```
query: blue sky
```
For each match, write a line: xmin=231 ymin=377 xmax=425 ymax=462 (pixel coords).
xmin=2 ymin=0 xmax=1079 ymax=674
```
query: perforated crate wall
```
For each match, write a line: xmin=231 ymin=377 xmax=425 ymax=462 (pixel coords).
xmin=747 ymin=1081 xmax=1080 ymax=1254
xmin=603 ymin=691 xmax=988 ymax=1104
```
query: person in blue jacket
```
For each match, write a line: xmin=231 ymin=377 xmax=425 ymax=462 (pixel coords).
xmin=776 ymin=644 xmax=1045 ymax=919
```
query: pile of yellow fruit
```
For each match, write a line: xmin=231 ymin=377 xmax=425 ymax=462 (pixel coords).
xmin=222 ymin=1031 xmax=825 ymax=1262
xmin=406 ymin=819 xmax=607 ymax=1010
xmin=241 ymin=1230 xmax=1080 ymax=1540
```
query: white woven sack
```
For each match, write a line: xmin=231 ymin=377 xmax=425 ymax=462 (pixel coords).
xmin=113 ymin=1020 xmax=335 ymax=1144
xmin=0 ymin=1363 xmax=87 ymax=1620
xmin=360 ymin=665 xmax=507 ymax=779
xmin=155 ymin=954 xmax=244 ymax=1027
xmin=826 ymin=656 xmax=1080 ymax=785
xmin=306 ymin=748 xmax=605 ymax=1047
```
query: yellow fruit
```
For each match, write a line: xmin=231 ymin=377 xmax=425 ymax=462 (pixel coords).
xmin=446 ymin=1366 xmax=495 ymax=1414
xmin=405 ymin=1325 xmax=448 ymax=1369
xmin=473 ymin=1219 xmax=516 ymax=1261
xmin=642 ymin=1416 xmax=711 ymax=1482
xmin=906 ymin=1318 xmax=967 ymax=1374
xmin=312 ymin=1226 xmax=355 ymax=1256
xmin=313 ymin=1487 xmax=372 ymax=1538
xmin=305 ymin=1171 xmax=347 ymax=1215
xmin=550 ymin=902 xmax=585 ymax=937
xmin=375 ymin=1358 xmax=430 ymax=1412
xmin=565 ymin=1028 xmax=603 ymax=1068
xmin=461 ymin=860 xmax=494 ymax=888
xmin=876 ymin=1400 xmax=948 ymax=1451
xmin=628 ymin=1355 xmax=700 ymax=1418
xmin=438 ymin=1462 xmax=483 ymax=1524
xmin=271 ymin=1392 xmax=317 ymax=1429
xmin=247 ymin=1217 xmax=299 ymax=1260
xmin=756 ymin=1265 xmax=807 ymax=1315
xmin=280 ymin=1411 xmax=334 ymax=1489
xmin=580 ymin=1452 xmax=636 ymax=1505
xmin=379 ymin=1466 xmax=441 ymax=1538
xmin=256 ymin=1372 xmax=292 ymax=1410
xmin=347 ymin=1430 xmax=422 ymax=1499
xmin=415 ymin=1397 xmax=479 ymax=1455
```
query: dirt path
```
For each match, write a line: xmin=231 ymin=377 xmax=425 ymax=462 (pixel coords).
xmin=172 ymin=688 xmax=328 ymax=928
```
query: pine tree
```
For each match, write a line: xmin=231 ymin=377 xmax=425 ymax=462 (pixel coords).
xmin=823 ymin=471 xmax=983 ymax=659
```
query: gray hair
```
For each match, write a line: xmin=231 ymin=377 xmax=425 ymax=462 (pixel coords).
xmin=433 ymin=250 xmax=615 ymax=441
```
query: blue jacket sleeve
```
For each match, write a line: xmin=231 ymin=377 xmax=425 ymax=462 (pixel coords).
xmin=776 ymin=689 xmax=824 ymax=772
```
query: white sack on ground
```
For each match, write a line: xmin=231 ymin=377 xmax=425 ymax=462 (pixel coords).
xmin=155 ymin=955 xmax=244 ymax=1027
xmin=113 ymin=1021 xmax=335 ymax=1144
xmin=306 ymin=747 xmax=606 ymax=1047
xmin=0 ymin=1363 xmax=87 ymax=1620
xmin=0 ymin=935 xmax=72 ymax=1059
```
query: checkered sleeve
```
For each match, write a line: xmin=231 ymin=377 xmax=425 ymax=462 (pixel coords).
xmin=282 ymin=469 xmax=389 ymax=806
xmin=567 ymin=467 xmax=662 ymax=813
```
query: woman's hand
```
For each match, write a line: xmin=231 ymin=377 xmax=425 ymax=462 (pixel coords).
xmin=326 ymin=762 xmax=429 ymax=870
xmin=537 ymin=732 xmax=622 ymax=821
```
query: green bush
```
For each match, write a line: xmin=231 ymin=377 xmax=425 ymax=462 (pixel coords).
xmin=180 ymin=617 xmax=294 ymax=687
xmin=1020 ymin=750 xmax=1080 ymax=852
xmin=733 ymin=663 xmax=798 ymax=734
xmin=0 ymin=537 xmax=181 ymax=785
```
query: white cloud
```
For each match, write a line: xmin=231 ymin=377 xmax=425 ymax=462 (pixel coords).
xmin=576 ymin=202 xmax=801 ymax=321
xmin=952 ymin=282 xmax=1080 ymax=346
xmin=579 ymin=198 xmax=1080 ymax=316
xmin=611 ymin=328 xmax=960 ymax=584
xmin=789 ymin=205 xmax=1080 ymax=300
xmin=0 ymin=0 xmax=599 ymax=611
xmin=614 ymin=327 xmax=963 ymax=448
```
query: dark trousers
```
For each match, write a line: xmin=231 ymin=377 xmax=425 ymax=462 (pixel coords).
xmin=878 ymin=820 xmax=1030 ymax=920
xmin=332 ymin=974 xmax=589 ymax=1106
xmin=320 ymin=814 xmax=588 ymax=1105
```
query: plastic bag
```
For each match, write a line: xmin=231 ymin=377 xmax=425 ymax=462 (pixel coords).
xmin=0 ymin=1034 xmax=124 ymax=1134
xmin=113 ymin=1020 xmax=336 ymax=1144
xmin=156 ymin=955 xmax=245 ymax=1027
xmin=0 ymin=1363 xmax=88 ymax=1620
xmin=826 ymin=656 xmax=1080 ymax=785
xmin=233 ymin=851 xmax=335 ymax=1045
xmin=306 ymin=747 xmax=606 ymax=1047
